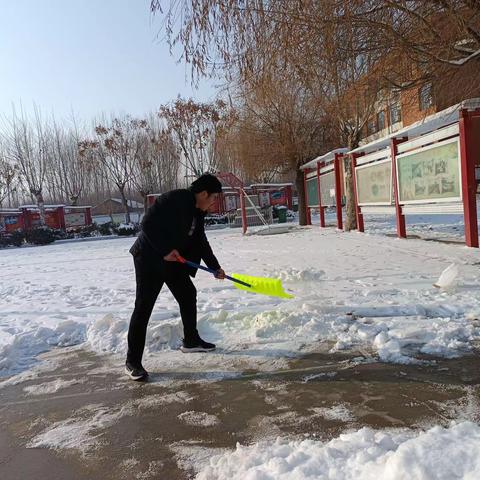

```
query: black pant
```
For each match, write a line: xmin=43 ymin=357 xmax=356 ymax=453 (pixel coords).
xmin=127 ymin=255 xmax=198 ymax=365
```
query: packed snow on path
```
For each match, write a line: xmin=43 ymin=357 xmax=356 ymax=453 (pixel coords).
xmin=1 ymin=225 xmax=479 ymax=380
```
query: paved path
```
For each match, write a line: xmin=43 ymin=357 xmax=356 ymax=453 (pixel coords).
xmin=1 ymin=347 xmax=479 ymax=479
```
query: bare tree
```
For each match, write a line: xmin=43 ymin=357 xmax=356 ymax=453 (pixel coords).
xmin=1 ymin=107 xmax=50 ymax=224
xmin=0 ymin=144 xmax=17 ymax=208
xmin=48 ymin=117 xmax=91 ymax=206
xmin=230 ymin=71 xmax=337 ymax=224
xmin=159 ymin=98 xmax=236 ymax=177
xmin=79 ymin=116 xmax=149 ymax=223
xmin=151 ymin=1 xmax=373 ymax=227
xmin=130 ymin=114 xmax=181 ymax=212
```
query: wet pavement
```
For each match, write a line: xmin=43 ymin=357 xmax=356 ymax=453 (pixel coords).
xmin=1 ymin=347 xmax=479 ymax=480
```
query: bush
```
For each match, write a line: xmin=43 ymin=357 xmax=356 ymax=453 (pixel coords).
xmin=0 ymin=230 xmax=26 ymax=248
xmin=52 ymin=228 xmax=71 ymax=240
xmin=115 ymin=223 xmax=139 ymax=236
xmin=205 ymin=214 xmax=228 ymax=226
xmin=75 ymin=224 xmax=97 ymax=238
xmin=96 ymin=222 xmax=118 ymax=236
xmin=9 ymin=230 xmax=26 ymax=247
xmin=25 ymin=227 xmax=56 ymax=245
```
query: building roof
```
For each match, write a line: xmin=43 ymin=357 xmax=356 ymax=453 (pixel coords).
xmin=349 ymin=97 xmax=480 ymax=155
xmin=249 ymin=183 xmax=293 ymax=188
xmin=110 ymin=198 xmax=144 ymax=209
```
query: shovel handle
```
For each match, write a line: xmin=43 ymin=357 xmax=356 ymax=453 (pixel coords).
xmin=176 ymin=256 xmax=252 ymax=288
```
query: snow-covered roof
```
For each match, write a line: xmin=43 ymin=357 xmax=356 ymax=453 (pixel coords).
xmin=64 ymin=205 xmax=92 ymax=210
xmin=19 ymin=204 xmax=65 ymax=209
xmin=0 ymin=209 xmax=20 ymax=213
xmin=300 ymin=148 xmax=349 ymax=170
xmin=349 ymin=97 xmax=480 ymax=155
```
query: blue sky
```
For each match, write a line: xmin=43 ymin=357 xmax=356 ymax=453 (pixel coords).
xmin=0 ymin=0 xmax=216 ymax=121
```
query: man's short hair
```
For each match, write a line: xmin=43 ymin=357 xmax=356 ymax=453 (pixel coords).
xmin=190 ymin=173 xmax=222 ymax=194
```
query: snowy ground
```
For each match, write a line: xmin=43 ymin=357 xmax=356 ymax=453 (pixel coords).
xmin=1 ymin=223 xmax=480 ymax=478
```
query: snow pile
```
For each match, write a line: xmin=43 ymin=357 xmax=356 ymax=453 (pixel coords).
xmin=0 ymin=321 xmax=85 ymax=375
xmin=85 ymin=314 xmax=184 ymax=355
xmin=331 ymin=314 xmax=480 ymax=364
xmin=273 ymin=267 xmax=325 ymax=283
xmin=195 ymin=422 xmax=480 ymax=480
xmin=434 ymin=263 xmax=459 ymax=290
xmin=86 ymin=314 xmax=128 ymax=354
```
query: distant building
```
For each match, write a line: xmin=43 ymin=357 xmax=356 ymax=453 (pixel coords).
xmin=92 ymin=198 xmax=144 ymax=224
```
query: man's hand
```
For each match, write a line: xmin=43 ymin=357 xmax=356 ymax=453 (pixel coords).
xmin=215 ymin=268 xmax=225 ymax=280
xmin=163 ymin=249 xmax=181 ymax=262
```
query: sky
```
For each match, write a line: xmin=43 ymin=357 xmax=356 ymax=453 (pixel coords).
xmin=0 ymin=0 xmax=217 ymax=122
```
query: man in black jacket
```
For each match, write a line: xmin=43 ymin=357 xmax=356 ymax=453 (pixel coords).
xmin=125 ymin=173 xmax=225 ymax=380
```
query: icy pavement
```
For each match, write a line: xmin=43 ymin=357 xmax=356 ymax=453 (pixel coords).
xmin=1 ymin=347 xmax=479 ymax=479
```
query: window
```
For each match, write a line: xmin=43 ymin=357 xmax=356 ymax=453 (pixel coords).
xmin=390 ymin=103 xmax=402 ymax=124
xmin=367 ymin=118 xmax=377 ymax=136
xmin=419 ymin=83 xmax=433 ymax=111
xmin=377 ymin=111 xmax=386 ymax=131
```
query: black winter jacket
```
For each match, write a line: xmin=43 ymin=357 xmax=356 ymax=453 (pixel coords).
xmin=129 ymin=189 xmax=221 ymax=277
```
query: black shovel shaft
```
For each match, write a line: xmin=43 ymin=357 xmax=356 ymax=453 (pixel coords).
xmin=180 ymin=258 xmax=252 ymax=288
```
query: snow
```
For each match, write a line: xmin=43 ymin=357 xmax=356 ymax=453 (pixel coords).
xmin=193 ymin=422 xmax=480 ymax=480
xmin=0 ymin=223 xmax=479 ymax=380
xmin=23 ymin=378 xmax=85 ymax=395
xmin=178 ymin=411 xmax=220 ymax=427
xmin=28 ymin=392 xmax=194 ymax=453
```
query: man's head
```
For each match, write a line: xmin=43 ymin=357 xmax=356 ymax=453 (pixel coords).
xmin=190 ymin=173 xmax=223 ymax=212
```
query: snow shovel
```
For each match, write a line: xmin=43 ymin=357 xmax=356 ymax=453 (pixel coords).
xmin=176 ymin=256 xmax=293 ymax=299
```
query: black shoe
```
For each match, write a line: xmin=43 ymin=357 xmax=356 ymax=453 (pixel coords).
xmin=125 ymin=361 xmax=148 ymax=381
xmin=180 ymin=337 xmax=216 ymax=353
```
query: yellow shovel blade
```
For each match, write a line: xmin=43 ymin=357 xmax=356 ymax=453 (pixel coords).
xmin=231 ymin=273 xmax=294 ymax=299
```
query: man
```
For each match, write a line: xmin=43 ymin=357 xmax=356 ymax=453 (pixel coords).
xmin=125 ymin=173 xmax=225 ymax=381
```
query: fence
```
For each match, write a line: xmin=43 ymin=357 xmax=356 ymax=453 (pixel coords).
xmin=0 ymin=205 xmax=92 ymax=234
xmin=303 ymin=99 xmax=480 ymax=248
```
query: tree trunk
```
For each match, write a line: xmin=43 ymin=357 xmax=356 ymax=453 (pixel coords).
xmin=33 ymin=190 xmax=46 ymax=226
xmin=69 ymin=194 xmax=79 ymax=206
xmin=295 ymin=167 xmax=307 ymax=226
xmin=142 ymin=193 xmax=149 ymax=214
xmin=343 ymin=155 xmax=357 ymax=231
xmin=118 ymin=187 xmax=131 ymax=224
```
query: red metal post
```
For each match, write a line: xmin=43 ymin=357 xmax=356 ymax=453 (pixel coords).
xmin=351 ymin=153 xmax=364 ymax=232
xmin=334 ymin=153 xmax=343 ymax=230
xmin=58 ymin=206 xmax=66 ymax=230
xmin=239 ymin=189 xmax=248 ymax=234
xmin=20 ymin=208 xmax=31 ymax=230
xmin=316 ymin=162 xmax=325 ymax=227
xmin=459 ymin=109 xmax=480 ymax=248
xmin=85 ymin=207 xmax=92 ymax=225
xmin=286 ymin=185 xmax=293 ymax=210
xmin=390 ymin=137 xmax=407 ymax=239
xmin=303 ymin=169 xmax=312 ymax=225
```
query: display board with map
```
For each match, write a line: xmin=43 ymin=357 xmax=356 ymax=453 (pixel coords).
xmin=320 ymin=171 xmax=336 ymax=207
xmin=306 ymin=177 xmax=319 ymax=206
xmin=356 ymin=159 xmax=392 ymax=205
xmin=396 ymin=138 xmax=461 ymax=204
